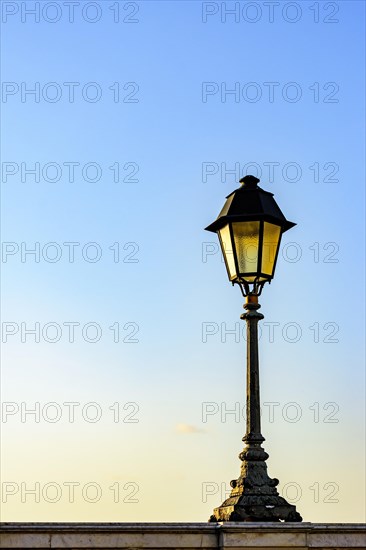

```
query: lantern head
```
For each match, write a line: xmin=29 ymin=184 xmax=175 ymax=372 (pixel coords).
xmin=205 ymin=175 xmax=296 ymax=296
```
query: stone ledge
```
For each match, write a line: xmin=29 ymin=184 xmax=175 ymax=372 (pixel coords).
xmin=0 ymin=523 xmax=365 ymax=549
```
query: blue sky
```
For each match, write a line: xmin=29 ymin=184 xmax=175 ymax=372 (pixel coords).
xmin=1 ymin=0 xmax=365 ymax=522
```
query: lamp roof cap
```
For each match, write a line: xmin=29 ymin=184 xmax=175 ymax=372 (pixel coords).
xmin=205 ymin=175 xmax=296 ymax=233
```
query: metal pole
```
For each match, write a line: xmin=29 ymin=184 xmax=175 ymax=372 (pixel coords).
xmin=209 ymin=295 xmax=302 ymax=523
xmin=242 ymin=294 xmax=264 ymax=447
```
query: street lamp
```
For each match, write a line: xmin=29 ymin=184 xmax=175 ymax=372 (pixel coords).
xmin=205 ymin=175 xmax=302 ymax=522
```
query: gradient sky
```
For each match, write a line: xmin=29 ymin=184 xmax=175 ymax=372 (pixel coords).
xmin=1 ymin=0 xmax=365 ymax=523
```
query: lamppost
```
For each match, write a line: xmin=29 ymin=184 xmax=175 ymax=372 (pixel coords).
xmin=205 ymin=175 xmax=302 ymax=523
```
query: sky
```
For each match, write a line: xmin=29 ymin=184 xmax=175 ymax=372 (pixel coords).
xmin=0 ymin=0 xmax=365 ymax=523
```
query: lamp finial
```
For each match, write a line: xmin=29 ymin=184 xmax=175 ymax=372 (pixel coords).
xmin=239 ymin=175 xmax=260 ymax=188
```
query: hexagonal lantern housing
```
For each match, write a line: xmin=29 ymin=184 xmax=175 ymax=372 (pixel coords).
xmin=205 ymin=175 xmax=296 ymax=296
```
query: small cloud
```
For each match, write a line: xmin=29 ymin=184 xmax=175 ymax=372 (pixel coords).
xmin=175 ymin=423 xmax=205 ymax=434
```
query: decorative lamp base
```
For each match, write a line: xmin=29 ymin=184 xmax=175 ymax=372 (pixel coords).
xmin=209 ymin=441 xmax=302 ymax=523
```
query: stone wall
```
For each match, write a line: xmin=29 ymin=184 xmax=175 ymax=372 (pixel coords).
xmin=0 ymin=522 xmax=365 ymax=549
